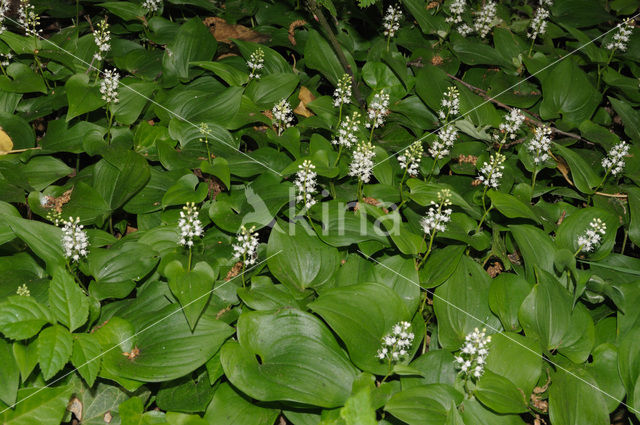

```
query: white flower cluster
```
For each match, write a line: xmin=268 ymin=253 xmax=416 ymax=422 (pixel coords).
xmin=332 ymin=112 xmax=361 ymax=148
xmin=497 ymin=108 xmax=525 ymax=142
xmin=142 ymin=0 xmax=162 ymax=13
xmin=349 ymin=140 xmax=376 ymax=183
xmin=247 ymin=48 xmax=264 ymax=80
xmin=577 ymin=218 xmax=607 ymax=253
xmin=420 ymin=189 xmax=453 ymax=236
xmin=18 ymin=0 xmax=41 ymax=37
xmin=606 ymin=19 xmax=633 ymax=52
xmin=473 ymin=1 xmax=497 ymax=38
xmin=429 ymin=125 xmax=457 ymax=160
xmin=602 ymin=141 xmax=629 ymax=176
xmin=0 ymin=0 xmax=9 ymax=34
xmin=527 ymin=125 xmax=552 ymax=165
xmin=295 ymin=160 xmax=318 ymax=209
xmin=93 ymin=18 xmax=111 ymax=61
xmin=100 ymin=69 xmax=120 ymax=104
xmin=446 ymin=0 xmax=466 ymax=24
xmin=438 ymin=86 xmax=460 ymax=121
xmin=0 ymin=52 xmax=12 ymax=67
xmin=528 ymin=7 xmax=550 ymax=40
xmin=178 ymin=202 xmax=204 ymax=247
xmin=16 ymin=284 xmax=30 ymax=297
xmin=398 ymin=141 xmax=423 ymax=177
xmin=233 ymin=225 xmax=259 ymax=266
xmin=376 ymin=321 xmax=414 ymax=362
xmin=365 ymin=91 xmax=390 ymax=129
xmin=272 ymin=99 xmax=294 ymax=135
xmin=539 ymin=0 xmax=553 ymax=5
xmin=478 ymin=153 xmax=505 ymax=189
xmin=333 ymin=74 xmax=352 ymax=107
xmin=454 ymin=328 xmax=491 ymax=378
xmin=61 ymin=217 xmax=89 ymax=263
xmin=382 ymin=5 xmax=403 ymax=39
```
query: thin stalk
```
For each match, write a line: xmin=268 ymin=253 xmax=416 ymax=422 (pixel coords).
xmin=333 ymin=144 xmax=343 ymax=167
xmin=531 ymin=168 xmax=538 ymax=194
xmin=106 ymin=106 xmax=114 ymax=145
xmin=597 ymin=49 xmax=616 ymax=90
xmin=241 ymin=255 xmax=246 ymax=287
xmin=417 ymin=232 xmax=436 ymax=270
xmin=187 ymin=247 xmax=192 ymax=272
xmin=573 ymin=245 xmax=584 ymax=257
xmin=527 ymin=38 xmax=535 ymax=57
xmin=476 ymin=202 xmax=493 ymax=232
xmin=337 ymin=103 xmax=343 ymax=127
xmin=621 ymin=230 xmax=628 ymax=254
xmin=357 ymin=179 xmax=363 ymax=201
xmin=399 ymin=168 xmax=408 ymax=202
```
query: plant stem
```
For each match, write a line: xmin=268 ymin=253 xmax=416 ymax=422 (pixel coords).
xmin=337 ymin=103 xmax=343 ymax=127
xmin=621 ymin=230 xmax=628 ymax=254
xmin=531 ymin=168 xmax=538 ymax=195
xmin=187 ymin=247 xmax=192 ymax=272
xmin=573 ymin=245 xmax=584 ymax=257
xmin=333 ymin=144 xmax=343 ymax=167
xmin=527 ymin=39 xmax=535 ymax=57
xmin=399 ymin=168 xmax=408 ymax=202
xmin=106 ymin=106 xmax=114 ymax=145
xmin=476 ymin=201 xmax=492 ymax=232
xmin=597 ymin=49 xmax=615 ymax=90
xmin=417 ymin=232 xmax=436 ymax=270
xmin=241 ymin=255 xmax=246 ymax=287
xmin=357 ymin=179 xmax=363 ymax=201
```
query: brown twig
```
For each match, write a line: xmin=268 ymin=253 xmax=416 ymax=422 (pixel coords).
xmin=307 ymin=0 xmax=364 ymax=106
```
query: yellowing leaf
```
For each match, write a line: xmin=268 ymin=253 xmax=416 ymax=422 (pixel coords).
xmin=0 ymin=127 xmax=13 ymax=155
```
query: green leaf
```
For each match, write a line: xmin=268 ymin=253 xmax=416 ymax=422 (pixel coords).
xmin=5 ymin=216 xmax=65 ymax=272
xmin=0 ymin=386 xmax=71 ymax=425
xmin=0 ymin=63 xmax=47 ymax=94
xmin=401 ymin=0 xmax=447 ymax=35
xmin=220 ymin=309 xmax=358 ymax=408
xmin=192 ymin=61 xmax=249 ymax=86
xmin=267 ymin=221 xmax=341 ymax=292
xmin=98 ymin=1 xmax=144 ymax=20
xmin=203 ymin=382 xmax=280 ymax=425
xmin=309 ymin=282 xmax=412 ymax=374
xmin=111 ymin=79 xmax=156 ymax=125
xmin=555 ymin=207 xmax=619 ymax=260
xmin=304 ymin=30 xmax=355 ymax=86
xmin=549 ymin=366 xmax=609 ymax=425
xmin=36 ymin=324 xmax=73 ymax=380
xmin=487 ymin=190 xmax=540 ymax=223
xmin=509 ymin=224 xmax=556 ymax=280
xmin=0 ymin=296 xmax=52 ymax=340
xmin=157 ymin=371 xmax=215 ymax=413
xmin=93 ymin=148 xmax=151 ymax=210
xmin=420 ymin=245 xmax=465 ymax=288
xmin=65 ymin=74 xmax=105 ymax=121
xmin=245 ymin=73 xmax=300 ymax=108
xmin=200 ymin=157 xmax=230 ymax=189
xmin=0 ymin=338 xmax=19 ymax=406
xmin=475 ymin=370 xmax=528 ymax=414
xmin=161 ymin=173 xmax=209 ymax=208
xmin=12 ymin=340 xmax=38 ymax=383
xmin=384 ymin=384 xmax=463 ymax=425
xmin=489 ymin=274 xmax=532 ymax=332
xmin=71 ymin=333 xmax=102 ymax=387
xmin=22 ymin=157 xmax=73 ymax=192
xmin=609 ymin=96 xmax=640 ymax=142
xmin=48 ymin=268 xmax=89 ymax=332
xmin=84 ymin=242 xmax=159 ymax=285
xmin=484 ymin=333 xmax=542 ymax=396
xmin=434 ymin=256 xmax=500 ymax=350
xmin=163 ymin=18 xmax=217 ymax=81
xmin=459 ymin=398 xmax=526 ymax=425
xmin=166 ymin=260 xmax=216 ymax=330
xmin=553 ymin=143 xmax=601 ymax=194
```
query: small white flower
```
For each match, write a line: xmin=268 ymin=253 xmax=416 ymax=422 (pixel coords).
xmin=454 ymin=328 xmax=491 ymax=379
xmin=16 ymin=284 xmax=30 ymax=297
xmin=539 ymin=0 xmax=553 ymax=6
xmin=272 ymin=99 xmax=294 ymax=135
xmin=100 ymin=69 xmax=120 ymax=104
xmin=333 ymin=74 xmax=352 ymax=108
xmin=61 ymin=217 xmax=89 ymax=263
xmin=0 ymin=0 xmax=9 ymax=34
xmin=332 ymin=112 xmax=361 ymax=148
xmin=349 ymin=140 xmax=376 ymax=183
xmin=478 ymin=153 xmax=505 ymax=189
xmin=429 ymin=125 xmax=457 ymax=160
xmin=233 ymin=225 xmax=259 ymax=266
xmin=602 ymin=141 xmax=629 ymax=176
xmin=383 ymin=5 xmax=403 ymax=39
xmin=365 ymin=91 xmax=390 ymax=129
xmin=577 ymin=218 xmax=607 ymax=253
xmin=497 ymin=109 xmax=526 ymax=142
xmin=178 ymin=202 xmax=204 ymax=248
xmin=528 ymin=7 xmax=550 ymax=40
xmin=527 ymin=125 xmax=552 ymax=165
xmin=420 ymin=189 xmax=453 ymax=235
xmin=457 ymin=23 xmax=473 ymax=37
xmin=398 ymin=141 xmax=423 ymax=177
xmin=142 ymin=0 xmax=162 ymax=13
xmin=605 ymin=18 xmax=633 ymax=52
xmin=376 ymin=321 xmax=414 ymax=363
xmin=446 ymin=0 xmax=466 ymax=24
xmin=473 ymin=1 xmax=497 ymax=39
xmin=438 ymin=86 xmax=460 ymax=121
xmin=247 ymin=48 xmax=264 ymax=80
xmin=0 ymin=52 xmax=12 ymax=67
xmin=93 ymin=18 xmax=111 ymax=61
xmin=17 ymin=0 xmax=41 ymax=37
xmin=295 ymin=160 xmax=318 ymax=209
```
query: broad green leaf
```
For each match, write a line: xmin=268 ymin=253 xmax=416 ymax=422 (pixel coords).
xmin=203 ymin=382 xmax=280 ymax=425
xmin=420 ymin=245 xmax=465 ymax=288
xmin=309 ymin=282 xmax=412 ymax=374
xmin=553 ymin=144 xmax=601 ymax=194
xmin=111 ymin=79 xmax=156 ymax=125
xmin=5 ymin=216 xmax=65 ymax=271
xmin=36 ymin=324 xmax=73 ymax=380
xmin=384 ymin=384 xmax=463 ymax=425
xmin=475 ymin=370 xmax=528 ymax=414
xmin=509 ymin=224 xmax=556 ymax=280
xmin=22 ymin=157 xmax=72 ymax=192
xmin=12 ymin=340 xmax=38 ymax=382
xmin=166 ymin=260 xmax=216 ymax=330
xmin=98 ymin=1 xmax=144 ymax=20
xmin=460 ymin=398 xmax=526 ymax=425
xmin=0 ymin=63 xmax=47 ymax=94
xmin=609 ymin=97 xmax=640 ymax=142
xmin=587 ymin=344 xmax=625 ymax=413
xmin=220 ymin=309 xmax=358 ymax=408
xmin=0 ymin=386 xmax=71 ymax=425
xmin=549 ymin=366 xmax=609 ymax=425
xmin=555 ymin=207 xmax=619 ymax=260
xmin=487 ymin=190 xmax=540 ymax=223
xmin=245 ymin=73 xmax=300 ymax=108
xmin=48 ymin=268 xmax=89 ymax=332
xmin=373 ymin=255 xmax=421 ymax=312
xmin=484 ymin=332 xmax=542 ymax=396
xmin=161 ymin=173 xmax=209 ymax=208
xmin=304 ymin=30 xmax=356 ymax=86
xmin=0 ymin=296 xmax=52 ymax=340
xmin=489 ymin=274 xmax=532 ymax=332
xmin=71 ymin=333 xmax=102 ymax=387
xmin=65 ymin=74 xmax=105 ymax=121
xmin=84 ymin=242 xmax=159 ymax=284
xmin=156 ymin=370 xmax=215 ymax=413
xmin=267 ymin=221 xmax=341 ymax=292
xmin=163 ymin=18 xmax=217 ymax=81
xmin=192 ymin=61 xmax=249 ymax=86
xmin=0 ymin=338 xmax=18 ymax=405
xmin=93 ymin=148 xmax=151 ymax=210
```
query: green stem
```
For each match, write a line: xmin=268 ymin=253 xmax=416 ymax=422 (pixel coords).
xmin=573 ymin=245 xmax=584 ymax=257
xmin=241 ymin=256 xmax=246 ymax=287
xmin=417 ymin=232 xmax=436 ymax=270
xmin=621 ymin=230 xmax=628 ymax=254
xmin=426 ymin=160 xmax=437 ymax=183
xmin=368 ymin=125 xmax=375 ymax=144
xmin=531 ymin=168 xmax=538 ymax=195
xmin=337 ymin=103 xmax=343 ymax=127
xmin=357 ymin=179 xmax=363 ymax=201
xmin=106 ymin=106 xmax=114 ymax=145
xmin=527 ymin=38 xmax=535 ymax=57
xmin=399 ymin=168 xmax=408 ymax=202
xmin=187 ymin=247 xmax=192 ymax=272
xmin=597 ymin=49 xmax=615 ymax=90
xmin=333 ymin=144 xmax=343 ymax=167
xmin=386 ymin=36 xmax=390 ymax=52
xmin=476 ymin=201 xmax=492 ymax=232
xmin=205 ymin=140 xmax=212 ymax=165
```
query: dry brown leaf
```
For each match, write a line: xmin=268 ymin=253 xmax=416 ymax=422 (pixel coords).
xmin=288 ymin=19 xmax=306 ymax=45
xmin=67 ymin=397 xmax=83 ymax=421
xmin=0 ymin=127 xmax=13 ymax=155
xmin=554 ymin=155 xmax=574 ymax=186
xmin=486 ymin=261 xmax=503 ymax=278
xmin=103 ymin=411 xmax=113 ymax=423
xmin=203 ymin=17 xmax=269 ymax=44
xmin=226 ymin=261 xmax=243 ymax=280
xmin=293 ymin=86 xmax=316 ymax=118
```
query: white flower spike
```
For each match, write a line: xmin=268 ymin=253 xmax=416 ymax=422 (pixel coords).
xmin=577 ymin=218 xmax=607 ymax=253
xmin=439 ymin=86 xmax=460 ymax=121
xmin=333 ymin=74 xmax=352 ymax=108
xmin=332 ymin=111 xmax=361 ymax=148
xmin=398 ymin=141 xmax=423 ymax=177
xmin=478 ymin=153 xmax=505 ymax=189
xmin=272 ymin=99 xmax=294 ymax=135
xmin=606 ymin=19 xmax=633 ymax=52
xmin=498 ymin=108 xmax=526 ymax=142
xmin=142 ymin=0 xmax=162 ymax=13
xmin=454 ymin=328 xmax=491 ymax=379
xmin=295 ymin=160 xmax=318 ymax=209
xmin=473 ymin=1 xmax=497 ymax=39
xmin=429 ymin=125 xmax=457 ymax=160
xmin=233 ymin=225 xmax=259 ymax=266
xmin=247 ymin=48 xmax=264 ymax=80
xmin=100 ymin=69 xmax=120 ymax=104
xmin=446 ymin=0 xmax=466 ymax=24
xmin=366 ymin=91 xmax=390 ymax=129
xmin=382 ymin=5 xmax=403 ymax=39
xmin=602 ymin=141 xmax=629 ymax=176
xmin=93 ymin=18 xmax=111 ymax=61
xmin=61 ymin=217 xmax=89 ymax=263
xmin=527 ymin=125 xmax=552 ymax=165
xmin=528 ymin=7 xmax=550 ymax=40
xmin=178 ymin=202 xmax=204 ymax=247
xmin=420 ymin=189 xmax=453 ymax=236
xmin=349 ymin=140 xmax=376 ymax=183
xmin=376 ymin=321 xmax=414 ymax=362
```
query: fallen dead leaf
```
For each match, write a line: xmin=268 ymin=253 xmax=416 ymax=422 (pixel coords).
xmin=67 ymin=397 xmax=83 ymax=421
xmin=203 ymin=17 xmax=269 ymax=44
xmin=293 ymin=86 xmax=316 ymax=118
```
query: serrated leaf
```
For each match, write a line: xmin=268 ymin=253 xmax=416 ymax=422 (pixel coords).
xmin=49 ymin=269 xmax=89 ymax=332
xmin=37 ymin=324 xmax=73 ymax=380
